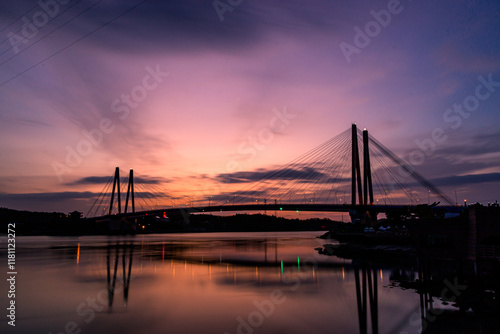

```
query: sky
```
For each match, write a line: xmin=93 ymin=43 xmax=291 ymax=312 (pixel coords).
xmin=0 ymin=0 xmax=499 ymax=214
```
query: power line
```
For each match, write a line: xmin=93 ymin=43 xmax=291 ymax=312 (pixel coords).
xmin=0 ymin=0 xmax=85 ymax=57
xmin=0 ymin=2 xmax=40 ymax=35
xmin=0 ymin=0 xmax=149 ymax=88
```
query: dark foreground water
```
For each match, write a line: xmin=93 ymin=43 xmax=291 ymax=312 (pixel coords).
xmin=0 ymin=232 xmax=490 ymax=334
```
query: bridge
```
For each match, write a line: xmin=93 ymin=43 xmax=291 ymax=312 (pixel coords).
xmin=86 ymin=124 xmax=461 ymax=222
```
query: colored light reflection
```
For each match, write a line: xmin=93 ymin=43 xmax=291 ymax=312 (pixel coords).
xmin=76 ymin=243 xmax=80 ymax=265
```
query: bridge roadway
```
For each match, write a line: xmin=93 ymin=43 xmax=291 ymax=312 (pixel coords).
xmin=92 ymin=203 xmax=462 ymax=220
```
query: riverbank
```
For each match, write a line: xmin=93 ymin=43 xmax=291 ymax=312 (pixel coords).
xmin=0 ymin=207 xmax=340 ymax=236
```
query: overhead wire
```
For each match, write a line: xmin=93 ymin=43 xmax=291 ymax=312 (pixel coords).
xmin=0 ymin=0 xmax=85 ymax=57
xmin=0 ymin=3 xmax=41 ymax=35
xmin=0 ymin=0 xmax=149 ymax=87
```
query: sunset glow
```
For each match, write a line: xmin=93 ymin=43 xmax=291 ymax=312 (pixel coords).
xmin=0 ymin=0 xmax=499 ymax=214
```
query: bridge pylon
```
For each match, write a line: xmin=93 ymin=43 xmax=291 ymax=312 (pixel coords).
xmin=109 ymin=167 xmax=121 ymax=215
xmin=124 ymin=169 xmax=135 ymax=214
xmin=351 ymin=124 xmax=377 ymax=225
xmin=351 ymin=124 xmax=375 ymax=206
xmin=352 ymin=124 xmax=363 ymax=206
xmin=363 ymin=129 xmax=374 ymax=205
xmin=108 ymin=167 xmax=135 ymax=215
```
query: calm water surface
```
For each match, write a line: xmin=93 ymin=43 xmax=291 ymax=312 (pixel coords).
xmin=1 ymin=232 xmax=426 ymax=333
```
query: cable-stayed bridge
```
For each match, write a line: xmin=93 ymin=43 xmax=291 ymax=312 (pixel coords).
xmin=86 ymin=124 xmax=461 ymax=222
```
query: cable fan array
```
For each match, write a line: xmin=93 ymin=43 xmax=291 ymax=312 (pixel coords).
xmin=86 ymin=169 xmax=178 ymax=218
xmin=86 ymin=126 xmax=452 ymax=217
xmin=213 ymin=127 xmax=453 ymax=207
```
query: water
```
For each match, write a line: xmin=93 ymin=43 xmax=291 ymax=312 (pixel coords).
xmin=0 ymin=232 xmax=440 ymax=333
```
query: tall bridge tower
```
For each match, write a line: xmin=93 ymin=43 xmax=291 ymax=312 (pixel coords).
xmin=350 ymin=123 xmax=376 ymax=224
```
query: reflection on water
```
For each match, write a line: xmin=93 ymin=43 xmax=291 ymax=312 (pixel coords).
xmin=1 ymin=232 xmax=496 ymax=333
xmin=392 ymin=254 xmax=500 ymax=333
xmin=106 ymin=243 xmax=133 ymax=308
xmin=353 ymin=263 xmax=378 ymax=334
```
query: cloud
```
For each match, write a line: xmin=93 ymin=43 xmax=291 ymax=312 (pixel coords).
xmin=0 ymin=190 xmax=175 ymax=210
xmin=0 ymin=116 xmax=52 ymax=127
xmin=0 ymin=191 xmax=96 ymax=202
xmin=215 ymin=166 xmax=340 ymax=184
xmin=436 ymin=131 xmax=500 ymax=158
xmin=1 ymin=0 xmax=500 ymax=212
xmin=66 ymin=174 xmax=170 ymax=186
xmin=80 ymin=0 xmax=350 ymax=52
xmin=398 ymin=128 xmax=500 ymax=182
xmin=66 ymin=176 xmax=113 ymax=186
xmin=431 ymin=173 xmax=500 ymax=187
xmin=0 ymin=0 xmax=350 ymax=61
xmin=433 ymin=41 xmax=500 ymax=74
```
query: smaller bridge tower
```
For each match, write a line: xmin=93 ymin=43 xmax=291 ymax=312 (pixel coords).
xmin=109 ymin=168 xmax=135 ymax=215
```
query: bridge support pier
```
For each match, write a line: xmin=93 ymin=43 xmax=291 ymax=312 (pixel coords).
xmin=349 ymin=208 xmax=378 ymax=225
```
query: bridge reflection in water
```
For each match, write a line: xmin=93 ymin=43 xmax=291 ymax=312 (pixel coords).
xmin=106 ymin=242 xmax=133 ymax=308
xmin=92 ymin=234 xmax=499 ymax=333
xmin=353 ymin=262 xmax=379 ymax=334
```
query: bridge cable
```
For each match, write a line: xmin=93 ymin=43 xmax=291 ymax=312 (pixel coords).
xmin=86 ymin=174 xmax=113 ymax=217
xmin=369 ymin=135 xmax=453 ymax=205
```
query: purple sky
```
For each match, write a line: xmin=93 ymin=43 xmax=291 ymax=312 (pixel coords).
xmin=0 ymin=0 xmax=499 ymax=214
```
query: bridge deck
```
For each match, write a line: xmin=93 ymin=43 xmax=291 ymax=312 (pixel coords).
xmin=91 ymin=203 xmax=462 ymax=220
